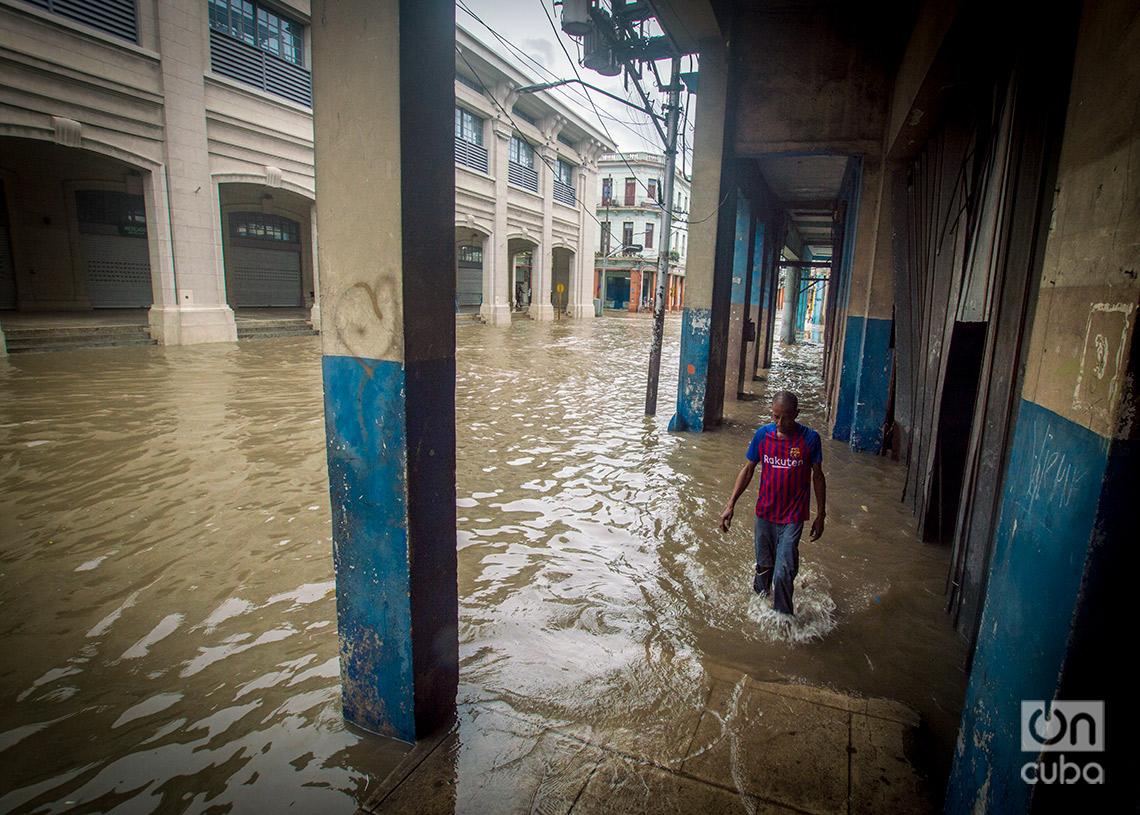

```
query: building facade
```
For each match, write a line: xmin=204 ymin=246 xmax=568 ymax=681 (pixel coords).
xmin=0 ymin=3 xmax=611 ymax=350
xmin=595 ymin=151 xmax=689 ymax=313
xmin=454 ymin=27 xmax=613 ymax=325
xmin=0 ymin=0 xmax=318 ymax=345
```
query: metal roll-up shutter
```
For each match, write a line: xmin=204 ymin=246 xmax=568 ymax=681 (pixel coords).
xmin=0 ymin=202 xmax=15 ymax=309
xmin=229 ymin=245 xmax=302 ymax=307
xmin=81 ymin=233 xmax=152 ymax=308
xmin=457 ymin=262 xmax=482 ymax=311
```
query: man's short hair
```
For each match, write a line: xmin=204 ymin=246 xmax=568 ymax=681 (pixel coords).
xmin=772 ymin=391 xmax=799 ymax=412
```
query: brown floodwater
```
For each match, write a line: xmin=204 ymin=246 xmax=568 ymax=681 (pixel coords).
xmin=0 ymin=317 xmax=967 ymax=813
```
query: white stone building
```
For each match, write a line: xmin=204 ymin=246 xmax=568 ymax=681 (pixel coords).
xmin=0 ymin=3 xmax=612 ymax=347
xmin=453 ymin=26 xmax=613 ymax=324
xmin=594 ymin=151 xmax=690 ymax=313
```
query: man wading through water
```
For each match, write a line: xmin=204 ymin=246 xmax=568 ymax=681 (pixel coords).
xmin=719 ymin=391 xmax=827 ymax=616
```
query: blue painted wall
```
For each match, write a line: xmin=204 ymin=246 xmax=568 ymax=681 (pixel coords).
xmin=670 ymin=307 xmax=712 ymax=432
xmin=850 ymin=317 xmax=893 ymax=452
xmin=946 ymin=399 xmax=1110 ymax=814
xmin=322 ymin=354 xmax=415 ymax=740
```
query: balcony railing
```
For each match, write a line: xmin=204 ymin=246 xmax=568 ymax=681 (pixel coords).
xmin=553 ymin=180 xmax=576 ymax=207
xmin=210 ymin=29 xmax=312 ymax=108
xmin=454 ymin=139 xmax=489 ymax=174
xmin=508 ymin=161 xmax=539 ymax=193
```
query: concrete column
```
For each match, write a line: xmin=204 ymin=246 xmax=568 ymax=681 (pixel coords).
xmin=779 ymin=262 xmax=801 ymax=344
xmin=530 ymin=145 xmax=556 ymax=321
xmin=828 ymin=158 xmax=867 ymax=442
xmin=571 ymin=147 xmax=600 ymax=319
xmin=848 ymin=159 xmax=896 ymax=452
xmin=309 ymin=204 xmax=321 ymax=330
xmin=670 ymin=39 xmax=731 ymax=432
xmin=725 ymin=192 xmax=752 ymax=399
xmin=482 ymin=121 xmax=513 ymax=325
xmin=830 ymin=155 xmax=893 ymax=449
xmin=147 ymin=0 xmax=236 ymax=345
xmin=748 ymin=219 xmax=767 ymax=380
xmin=312 ymin=0 xmax=457 ymax=742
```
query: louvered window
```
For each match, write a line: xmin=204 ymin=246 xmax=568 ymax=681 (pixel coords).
xmin=454 ymin=108 xmax=488 ymax=173
xmin=508 ymin=137 xmax=538 ymax=193
xmin=553 ymin=159 xmax=576 ymax=206
xmin=19 ymin=0 xmax=138 ymax=43
xmin=209 ymin=0 xmax=311 ymax=107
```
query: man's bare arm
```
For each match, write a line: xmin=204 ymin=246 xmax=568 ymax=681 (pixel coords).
xmin=720 ymin=460 xmax=757 ymax=532
xmin=809 ymin=460 xmax=826 ymax=541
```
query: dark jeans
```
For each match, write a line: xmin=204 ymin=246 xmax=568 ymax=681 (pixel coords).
xmin=754 ymin=517 xmax=804 ymax=615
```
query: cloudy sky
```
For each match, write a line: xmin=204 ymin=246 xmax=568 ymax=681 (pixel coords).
xmin=456 ymin=0 xmax=696 ymax=162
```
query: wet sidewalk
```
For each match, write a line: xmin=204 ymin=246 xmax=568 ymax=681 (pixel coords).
xmin=358 ymin=669 xmax=931 ymax=814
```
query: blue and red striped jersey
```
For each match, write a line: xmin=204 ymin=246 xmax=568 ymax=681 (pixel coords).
xmin=745 ymin=423 xmax=822 ymax=523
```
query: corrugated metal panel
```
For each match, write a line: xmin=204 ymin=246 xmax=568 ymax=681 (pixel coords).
xmin=81 ymin=233 xmax=152 ymax=308
xmin=895 ymin=61 xmax=1073 ymax=656
xmin=21 ymin=0 xmax=137 ymax=43
xmin=508 ymin=162 xmax=539 ymax=193
xmin=454 ymin=139 xmax=488 ymax=174
xmin=553 ymin=180 xmax=576 ymax=207
xmin=228 ymin=245 xmax=301 ymax=307
xmin=456 ymin=261 xmax=481 ymax=310
xmin=210 ymin=29 xmax=312 ymax=108
xmin=0 ymin=224 xmax=16 ymax=310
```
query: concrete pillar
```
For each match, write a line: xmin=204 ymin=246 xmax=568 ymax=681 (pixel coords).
xmin=309 ymin=204 xmax=321 ymax=330
xmin=670 ymin=40 xmax=732 ymax=432
xmin=779 ymin=260 xmax=801 ymax=345
xmin=748 ymin=219 xmax=767 ymax=380
xmin=483 ymin=121 xmax=513 ymax=325
xmin=147 ymin=0 xmax=236 ymax=345
xmin=571 ymin=142 xmax=602 ymax=319
xmin=530 ymin=145 xmax=556 ymax=321
xmin=312 ymin=0 xmax=458 ymax=742
xmin=848 ymin=160 xmax=896 ymax=452
xmin=828 ymin=158 xmax=867 ymax=442
xmin=725 ymin=192 xmax=752 ymax=399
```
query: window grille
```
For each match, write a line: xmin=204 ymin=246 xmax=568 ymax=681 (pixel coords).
xmin=19 ymin=0 xmax=137 ymax=43
xmin=454 ymin=108 xmax=488 ymax=173
xmin=508 ymin=137 xmax=537 ymax=192
xmin=210 ymin=29 xmax=312 ymax=106
xmin=209 ymin=0 xmax=303 ymax=66
xmin=229 ymin=212 xmax=300 ymax=243
xmin=553 ymin=159 xmax=576 ymax=206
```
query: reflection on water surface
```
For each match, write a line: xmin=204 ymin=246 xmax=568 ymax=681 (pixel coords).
xmin=0 ymin=317 xmax=965 ymax=813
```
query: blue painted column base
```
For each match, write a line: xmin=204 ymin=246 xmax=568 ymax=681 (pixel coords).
xmin=851 ymin=317 xmax=893 ymax=452
xmin=323 ymin=354 xmax=415 ymax=741
xmin=670 ymin=307 xmax=712 ymax=432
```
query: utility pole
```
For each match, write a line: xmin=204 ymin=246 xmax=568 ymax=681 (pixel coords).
xmin=645 ymin=56 xmax=682 ymax=416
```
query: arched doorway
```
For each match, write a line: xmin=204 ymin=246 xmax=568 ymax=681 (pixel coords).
xmin=507 ymin=237 xmax=538 ymax=314
xmin=551 ymin=247 xmax=572 ymax=316
xmin=0 ymin=137 xmax=157 ymax=312
xmin=218 ymin=183 xmax=313 ymax=310
xmin=454 ymin=227 xmax=486 ymax=314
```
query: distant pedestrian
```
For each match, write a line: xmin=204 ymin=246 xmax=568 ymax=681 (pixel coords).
xmin=718 ymin=391 xmax=827 ymax=616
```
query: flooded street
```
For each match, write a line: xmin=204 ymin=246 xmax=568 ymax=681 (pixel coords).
xmin=0 ymin=318 xmax=966 ymax=813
